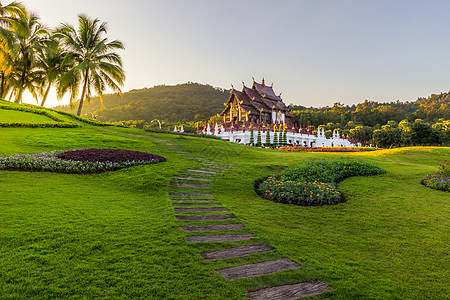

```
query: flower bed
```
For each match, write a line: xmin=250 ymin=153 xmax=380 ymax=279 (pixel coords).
xmin=278 ymin=146 xmax=380 ymax=152
xmin=423 ymin=160 xmax=450 ymax=192
xmin=0 ymin=149 xmax=166 ymax=174
xmin=256 ymin=158 xmax=386 ymax=206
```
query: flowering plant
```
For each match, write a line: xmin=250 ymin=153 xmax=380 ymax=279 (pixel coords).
xmin=0 ymin=149 xmax=166 ymax=174
xmin=423 ymin=160 xmax=450 ymax=192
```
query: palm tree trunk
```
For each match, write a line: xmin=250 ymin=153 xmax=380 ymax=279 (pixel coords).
xmin=15 ymin=60 xmax=28 ymax=104
xmin=40 ymin=84 xmax=51 ymax=107
xmin=77 ymin=69 xmax=89 ymax=116
xmin=0 ymin=71 xmax=5 ymax=99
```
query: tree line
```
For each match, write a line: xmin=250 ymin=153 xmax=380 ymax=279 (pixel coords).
xmin=289 ymin=95 xmax=450 ymax=147
xmin=0 ymin=1 xmax=125 ymax=115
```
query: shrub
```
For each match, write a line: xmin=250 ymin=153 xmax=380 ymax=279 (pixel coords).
xmin=257 ymin=158 xmax=386 ymax=206
xmin=423 ymin=160 xmax=450 ymax=192
xmin=423 ymin=173 xmax=450 ymax=192
xmin=280 ymin=158 xmax=386 ymax=183
xmin=257 ymin=175 xmax=341 ymax=206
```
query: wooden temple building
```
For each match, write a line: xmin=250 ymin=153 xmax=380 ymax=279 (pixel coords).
xmin=220 ymin=78 xmax=294 ymax=124
xmin=196 ymin=78 xmax=355 ymax=147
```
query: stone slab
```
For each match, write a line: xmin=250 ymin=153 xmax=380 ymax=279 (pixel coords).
xmin=201 ymin=243 xmax=274 ymax=260
xmin=170 ymin=182 xmax=211 ymax=188
xmin=172 ymin=176 xmax=212 ymax=182
xmin=247 ymin=281 xmax=333 ymax=300
xmin=175 ymin=214 xmax=236 ymax=221
xmin=208 ymin=165 xmax=228 ymax=170
xmin=172 ymin=203 xmax=221 ymax=206
xmin=169 ymin=193 xmax=213 ymax=197
xmin=174 ymin=207 xmax=229 ymax=212
xmin=171 ymin=199 xmax=214 ymax=203
xmin=179 ymin=172 xmax=215 ymax=177
xmin=217 ymin=258 xmax=301 ymax=280
xmin=180 ymin=223 xmax=245 ymax=232
xmin=186 ymin=234 xmax=254 ymax=243
xmin=186 ymin=169 xmax=217 ymax=174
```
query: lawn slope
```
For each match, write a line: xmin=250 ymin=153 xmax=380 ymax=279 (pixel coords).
xmin=0 ymin=113 xmax=448 ymax=299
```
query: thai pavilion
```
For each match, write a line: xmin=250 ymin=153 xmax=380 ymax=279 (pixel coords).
xmin=197 ymin=78 xmax=355 ymax=147
xmin=219 ymin=78 xmax=293 ymax=125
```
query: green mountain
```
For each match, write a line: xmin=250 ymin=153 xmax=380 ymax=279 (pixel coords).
xmin=54 ymin=82 xmax=230 ymax=122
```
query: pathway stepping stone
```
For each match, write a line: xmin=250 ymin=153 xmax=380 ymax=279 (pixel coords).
xmin=174 ymin=207 xmax=229 ymax=212
xmin=180 ymin=223 xmax=245 ymax=232
xmin=175 ymin=214 xmax=236 ymax=221
xmin=173 ymin=176 xmax=212 ymax=182
xmin=247 ymin=281 xmax=333 ymax=300
xmin=172 ymin=203 xmax=221 ymax=206
xmin=171 ymin=199 xmax=214 ymax=203
xmin=186 ymin=169 xmax=216 ymax=174
xmin=208 ymin=166 xmax=228 ymax=170
xmin=186 ymin=234 xmax=254 ymax=243
xmin=179 ymin=172 xmax=215 ymax=177
xmin=217 ymin=258 xmax=301 ymax=279
xmin=201 ymin=243 xmax=274 ymax=260
xmin=170 ymin=182 xmax=211 ymax=188
xmin=170 ymin=193 xmax=213 ymax=197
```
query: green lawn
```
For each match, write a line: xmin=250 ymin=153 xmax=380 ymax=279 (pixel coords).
xmin=0 ymin=109 xmax=56 ymax=123
xmin=0 ymin=114 xmax=449 ymax=299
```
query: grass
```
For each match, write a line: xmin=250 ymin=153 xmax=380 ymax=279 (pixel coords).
xmin=0 ymin=103 xmax=449 ymax=299
xmin=0 ymin=109 xmax=55 ymax=123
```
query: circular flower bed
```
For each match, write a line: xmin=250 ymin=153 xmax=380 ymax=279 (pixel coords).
xmin=0 ymin=149 xmax=166 ymax=174
xmin=256 ymin=158 xmax=386 ymax=206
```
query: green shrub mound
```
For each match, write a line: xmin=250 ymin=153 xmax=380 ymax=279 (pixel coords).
xmin=257 ymin=158 xmax=386 ymax=206
xmin=280 ymin=158 xmax=386 ymax=183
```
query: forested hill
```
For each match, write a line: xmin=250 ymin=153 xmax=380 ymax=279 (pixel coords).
xmin=54 ymin=83 xmax=230 ymax=122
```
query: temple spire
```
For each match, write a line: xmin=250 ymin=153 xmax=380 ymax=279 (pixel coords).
xmin=262 ymin=77 xmax=265 ymax=85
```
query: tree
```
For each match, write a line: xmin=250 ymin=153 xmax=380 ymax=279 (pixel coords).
xmin=256 ymin=126 xmax=261 ymax=147
xmin=56 ymin=14 xmax=125 ymax=116
xmin=0 ymin=1 xmax=25 ymax=99
xmin=0 ymin=6 xmax=47 ymax=103
xmin=36 ymin=34 xmax=67 ymax=106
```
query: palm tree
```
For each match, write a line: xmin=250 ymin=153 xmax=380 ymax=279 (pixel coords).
xmin=0 ymin=9 xmax=48 ymax=103
xmin=56 ymin=14 xmax=125 ymax=116
xmin=36 ymin=35 xmax=67 ymax=106
xmin=0 ymin=1 xmax=25 ymax=99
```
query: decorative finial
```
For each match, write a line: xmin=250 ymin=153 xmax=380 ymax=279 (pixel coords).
xmin=252 ymin=76 xmax=255 ymax=82
xmin=271 ymin=82 xmax=273 ymax=87
xmin=242 ymin=80 xmax=245 ymax=87
xmin=231 ymin=84 xmax=234 ymax=90
xmin=262 ymin=77 xmax=265 ymax=85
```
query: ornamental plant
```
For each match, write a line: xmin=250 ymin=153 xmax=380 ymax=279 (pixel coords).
xmin=257 ymin=158 xmax=386 ymax=206
xmin=0 ymin=149 xmax=166 ymax=174
xmin=423 ymin=160 xmax=450 ymax=192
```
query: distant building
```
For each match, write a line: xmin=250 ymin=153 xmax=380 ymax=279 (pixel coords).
xmin=199 ymin=78 xmax=355 ymax=147
xmin=220 ymin=78 xmax=293 ymax=124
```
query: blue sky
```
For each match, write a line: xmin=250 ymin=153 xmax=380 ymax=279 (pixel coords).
xmin=19 ymin=0 xmax=450 ymax=107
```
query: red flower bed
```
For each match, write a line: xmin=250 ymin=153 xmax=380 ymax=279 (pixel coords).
xmin=56 ymin=149 xmax=166 ymax=163
xmin=277 ymin=146 xmax=379 ymax=152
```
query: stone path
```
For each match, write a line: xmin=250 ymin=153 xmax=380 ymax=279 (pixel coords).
xmin=164 ymin=142 xmax=332 ymax=299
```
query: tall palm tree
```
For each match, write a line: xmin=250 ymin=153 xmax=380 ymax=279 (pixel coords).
xmin=0 ymin=9 xmax=48 ymax=103
xmin=36 ymin=35 xmax=67 ymax=106
xmin=0 ymin=1 xmax=25 ymax=99
xmin=56 ymin=14 xmax=125 ymax=116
